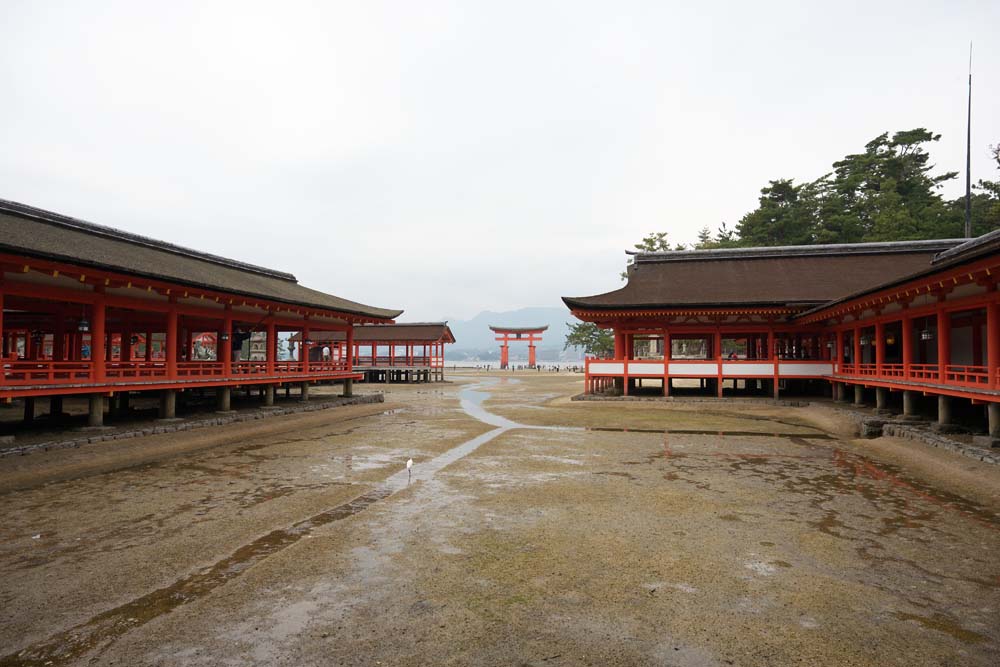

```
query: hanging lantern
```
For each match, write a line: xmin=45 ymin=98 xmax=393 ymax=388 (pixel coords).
xmin=30 ymin=330 xmax=44 ymax=344
xmin=885 ymin=333 xmax=896 ymax=345
xmin=77 ymin=318 xmax=90 ymax=333
xmin=219 ymin=332 xmax=230 ymax=342
xmin=920 ymin=329 xmax=934 ymax=341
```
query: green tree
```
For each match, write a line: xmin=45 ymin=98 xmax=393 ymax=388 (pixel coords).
xmin=948 ymin=143 xmax=1000 ymax=236
xmin=736 ymin=179 xmax=817 ymax=246
xmin=621 ymin=231 xmax=675 ymax=280
xmin=732 ymin=129 xmax=965 ymax=246
xmin=564 ymin=322 xmax=614 ymax=357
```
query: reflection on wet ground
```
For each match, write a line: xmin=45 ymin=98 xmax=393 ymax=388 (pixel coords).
xmin=0 ymin=379 xmax=523 ymax=667
xmin=4 ymin=374 xmax=1000 ymax=665
xmin=588 ymin=426 xmax=833 ymax=438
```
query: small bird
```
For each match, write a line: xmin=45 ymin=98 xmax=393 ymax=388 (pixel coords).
xmin=406 ymin=458 xmax=413 ymax=483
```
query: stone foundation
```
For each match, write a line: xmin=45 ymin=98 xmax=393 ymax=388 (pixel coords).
xmin=1 ymin=393 xmax=385 ymax=458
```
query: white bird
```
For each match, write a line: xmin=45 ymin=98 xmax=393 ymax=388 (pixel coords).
xmin=406 ymin=458 xmax=414 ymax=483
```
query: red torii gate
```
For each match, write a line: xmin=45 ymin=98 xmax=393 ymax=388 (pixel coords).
xmin=490 ymin=325 xmax=547 ymax=369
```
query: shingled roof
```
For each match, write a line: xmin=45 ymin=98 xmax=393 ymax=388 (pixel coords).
xmin=562 ymin=239 xmax=964 ymax=312
xmin=0 ymin=199 xmax=402 ymax=321
xmin=289 ymin=323 xmax=456 ymax=344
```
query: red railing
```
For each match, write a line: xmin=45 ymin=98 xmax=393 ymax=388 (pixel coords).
xmin=3 ymin=361 xmax=92 ymax=385
xmin=909 ymin=363 xmax=940 ymax=381
xmin=945 ymin=365 xmax=989 ymax=386
xmin=232 ymin=361 xmax=268 ymax=375
xmin=273 ymin=361 xmax=304 ymax=374
xmin=105 ymin=361 xmax=169 ymax=379
xmin=353 ymin=355 xmax=440 ymax=367
xmin=881 ymin=363 xmax=905 ymax=378
xmin=307 ymin=361 xmax=350 ymax=373
xmin=856 ymin=363 xmax=878 ymax=377
xmin=176 ymin=362 xmax=224 ymax=378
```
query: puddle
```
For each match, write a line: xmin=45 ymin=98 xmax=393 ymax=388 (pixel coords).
xmin=587 ymin=427 xmax=831 ymax=439
xmin=892 ymin=611 xmax=986 ymax=644
xmin=0 ymin=379 xmax=532 ymax=667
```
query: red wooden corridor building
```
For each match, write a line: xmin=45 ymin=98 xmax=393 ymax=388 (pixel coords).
xmin=564 ymin=233 xmax=1000 ymax=435
xmin=0 ymin=199 xmax=402 ymax=426
xmin=289 ymin=322 xmax=455 ymax=383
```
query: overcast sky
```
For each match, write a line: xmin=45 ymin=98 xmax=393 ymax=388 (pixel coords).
xmin=2 ymin=1 xmax=998 ymax=321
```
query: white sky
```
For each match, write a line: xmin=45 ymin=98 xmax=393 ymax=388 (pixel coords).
xmin=2 ymin=1 xmax=998 ymax=320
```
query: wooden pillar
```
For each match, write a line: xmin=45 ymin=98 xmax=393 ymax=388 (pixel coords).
xmin=0 ymin=278 xmax=4 ymax=368
xmin=937 ymin=307 xmax=950 ymax=382
xmin=92 ymin=292 xmax=107 ymax=382
xmin=221 ymin=307 xmax=233 ymax=376
xmin=987 ymin=299 xmax=999 ymax=389
xmin=614 ymin=330 xmax=625 ymax=359
xmin=835 ymin=329 xmax=844 ymax=370
xmin=853 ymin=325 xmax=861 ymax=369
xmin=266 ymin=319 xmax=276 ymax=376
xmin=714 ymin=330 xmax=723 ymax=398
xmin=346 ymin=326 xmax=355 ymax=370
xmin=663 ymin=329 xmax=670 ymax=397
xmin=302 ymin=325 xmax=311 ymax=374
xmin=874 ymin=320 xmax=885 ymax=376
xmin=166 ymin=302 xmax=178 ymax=379
xmin=902 ymin=315 xmax=913 ymax=380
xmin=768 ymin=327 xmax=778 ymax=399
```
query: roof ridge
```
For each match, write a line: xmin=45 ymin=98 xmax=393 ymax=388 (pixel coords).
xmin=632 ymin=239 xmax=965 ymax=263
xmin=0 ymin=198 xmax=298 ymax=282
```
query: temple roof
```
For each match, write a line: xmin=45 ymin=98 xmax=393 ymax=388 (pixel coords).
xmin=563 ymin=239 xmax=964 ymax=312
xmin=290 ymin=323 xmax=456 ymax=344
xmin=0 ymin=199 xmax=402 ymax=321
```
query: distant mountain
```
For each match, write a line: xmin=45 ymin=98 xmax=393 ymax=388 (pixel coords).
xmin=440 ymin=306 xmax=582 ymax=361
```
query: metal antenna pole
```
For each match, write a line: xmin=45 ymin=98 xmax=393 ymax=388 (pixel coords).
xmin=965 ymin=42 xmax=973 ymax=238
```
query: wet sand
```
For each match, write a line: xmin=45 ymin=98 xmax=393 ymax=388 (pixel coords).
xmin=2 ymin=372 xmax=999 ymax=666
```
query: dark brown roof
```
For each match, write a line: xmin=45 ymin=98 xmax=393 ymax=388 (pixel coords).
xmin=290 ymin=323 xmax=455 ymax=344
xmin=0 ymin=199 xmax=402 ymax=321
xmin=563 ymin=240 xmax=963 ymax=312
xmin=796 ymin=231 xmax=1000 ymax=319
xmin=488 ymin=325 xmax=548 ymax=333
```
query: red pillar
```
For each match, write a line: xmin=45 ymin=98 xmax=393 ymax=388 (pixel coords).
xmin=835 ymin=329 xmax=844 ymax=369
xmin=346 ymin=326 xmax=355 ymax=371
xmin=92 ymin=293 xmax=107 ymax=382
xmin=302 ymin=325 xmax=311 ymax=373
xmin=988 ymin=300 xmax=1000 ymax=389
xmin=937 ymin=307 xmax=950 ymax=381
xmin=714 ymin=329 xmax=723 ymax=398
xmin=853 ymin=325 xmax=861 ymax=370
xmin=528 ymin=344 xmax=536 ymax=367
xmin=266 ymin=320 xmax=276 ymax=375
xmin=874 ymin=320 xmax=885 ymax=375
xmin=166 ymin=302 xmax=178 ymax=379
xmin=614 ymin=330 xmax=625 ymax=359
xmin=901 ymin=315 xmax=913 ymax=380
xmin=221 ymin=308 xmax=233 ymax=376
xmin=662 ymin=330 xmax=671 ymax=397
xmin=0 ymin=279 xmax=4 ymax=368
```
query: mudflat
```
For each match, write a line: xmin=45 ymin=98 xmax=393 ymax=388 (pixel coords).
xmin=2 ymin=372 xmax=999 ymax=666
